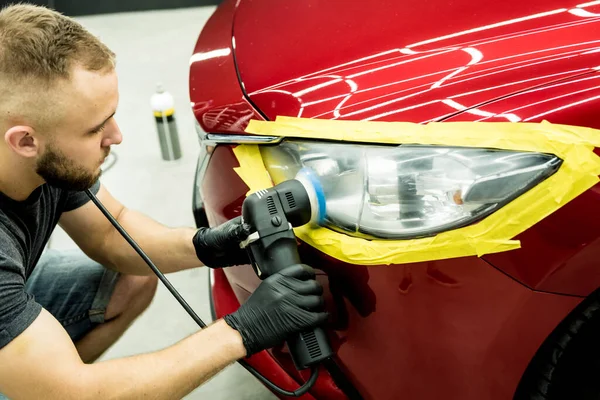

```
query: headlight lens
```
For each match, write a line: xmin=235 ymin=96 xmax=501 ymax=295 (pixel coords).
xmin=260 ymin=141 xmax=562 ymax=239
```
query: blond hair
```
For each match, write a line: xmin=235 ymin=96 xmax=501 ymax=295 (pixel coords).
xmin=0 ymin=4 xmax=116 ymax=131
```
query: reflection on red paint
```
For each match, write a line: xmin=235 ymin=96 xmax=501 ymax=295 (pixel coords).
xmin=234 ymin=2 xmax=600 ymax=124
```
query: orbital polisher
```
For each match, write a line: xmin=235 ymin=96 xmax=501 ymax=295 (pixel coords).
xmin=240 ymin=167 xmax=333 ymax=370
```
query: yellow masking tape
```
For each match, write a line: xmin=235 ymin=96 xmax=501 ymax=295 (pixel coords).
xmin=232 ymin=117 xmax=600 ymax=266
xmin=232 ymin=145 xmax=273 ymax=196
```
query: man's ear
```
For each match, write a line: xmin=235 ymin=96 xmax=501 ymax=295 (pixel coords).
xmin=4 ymin=126 xmax=40 ymax=158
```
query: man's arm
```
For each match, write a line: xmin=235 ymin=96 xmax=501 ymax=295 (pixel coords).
xmin=0 ymin=308 xmax=245 ymax=400
xmin=0 ymin=264 xmax=326 ymax=400
xmin=59 ymin=184 xmax=202 ymax=275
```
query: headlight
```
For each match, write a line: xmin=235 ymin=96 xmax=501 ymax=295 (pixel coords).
xmin=260 ymin=141 xmax=562 ymax=239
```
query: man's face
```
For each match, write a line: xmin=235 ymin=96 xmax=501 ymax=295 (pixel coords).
xmin=35 ymin=139 xmax=107 ymax=191
xmin=36 ymin=65 xmax=122 ymax=191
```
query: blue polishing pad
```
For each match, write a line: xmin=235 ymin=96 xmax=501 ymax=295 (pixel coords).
xmin=298 ymin=167 xmax=327 ymax=226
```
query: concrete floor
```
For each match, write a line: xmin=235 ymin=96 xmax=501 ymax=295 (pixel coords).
xmin=48 ymin=6 xmax=277 ymax=400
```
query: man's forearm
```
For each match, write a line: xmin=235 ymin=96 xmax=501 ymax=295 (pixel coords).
xmin=103 ymin=207 xmax=201 ymax=274
xmin=80 ymin=320 xmax=246 ymax=400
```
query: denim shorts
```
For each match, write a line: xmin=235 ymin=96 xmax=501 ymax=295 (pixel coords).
xmin=0 ymin=249 xmax=120 ymax=399
xmin=25 ymin=248 xmax=120 ymax=342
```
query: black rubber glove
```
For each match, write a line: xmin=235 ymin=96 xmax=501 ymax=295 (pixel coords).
xmin=224 ymin=264 xmax=328 ymax=356
xmin=192 ymin=216 xmax=252 ymax=268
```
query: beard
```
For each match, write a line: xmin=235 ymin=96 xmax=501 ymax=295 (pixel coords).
xmin=36 ymin=143 xmax=105 ymax=191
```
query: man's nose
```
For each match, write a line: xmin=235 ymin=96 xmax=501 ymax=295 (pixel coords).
xmin=102 ymin=119 xmax=123 ymax=147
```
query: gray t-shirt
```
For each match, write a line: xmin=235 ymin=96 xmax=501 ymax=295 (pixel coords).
xmin=0 ymin=180 xmax=100 ymax=348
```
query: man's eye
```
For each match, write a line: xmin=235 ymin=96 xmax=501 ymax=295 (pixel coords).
xmin=91 ymin=125 xmax=106 ymax=134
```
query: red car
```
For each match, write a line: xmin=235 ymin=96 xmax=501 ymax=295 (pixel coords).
xmin=189 ymin=1 xmax=600 ymax=399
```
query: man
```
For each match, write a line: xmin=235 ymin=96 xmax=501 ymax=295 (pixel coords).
xmin=0 ymin=4 xmax=327 ymax=399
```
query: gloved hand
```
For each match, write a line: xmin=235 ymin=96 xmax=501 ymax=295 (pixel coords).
xmin=224 ymin=264 xmax=328 ymax=356
xmin=193 ymin=216 xmax=252 ymax=268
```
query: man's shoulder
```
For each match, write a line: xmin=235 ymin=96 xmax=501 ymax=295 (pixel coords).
xmin=0 ymin=223 xmax=24 ymax=267
xmin=0 ymin=211 xmax=17 ymax=239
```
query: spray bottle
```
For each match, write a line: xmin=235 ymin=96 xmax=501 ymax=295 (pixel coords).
xmin=150 ymin=83 xmax=182 ymax=161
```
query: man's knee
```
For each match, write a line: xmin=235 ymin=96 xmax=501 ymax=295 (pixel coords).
xmin=105 ymin=274 xmax=158 ymax=321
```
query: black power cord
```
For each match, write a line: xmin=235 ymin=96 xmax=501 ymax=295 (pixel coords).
xmin=84 ymin=189 xmax=318 ymax=397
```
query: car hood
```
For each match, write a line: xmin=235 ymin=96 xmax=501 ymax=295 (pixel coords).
xmin=233 ymin=0 xmax=600 ymax=123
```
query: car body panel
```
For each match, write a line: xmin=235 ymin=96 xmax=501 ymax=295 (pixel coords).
xmin=442 ymin=71 xmax=600 ymax=128
xmin=188 ymin=0 xmax=264 ymax=134
xmin=212 ymin=262 xmax=582 ymax=400
xmin=485 ymin=180 xmax=600 ymax=297
xmin=233 ymin=0 xmax=600 ymax=123
xmin=190 ymin=0 xmax=600 ymax=398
